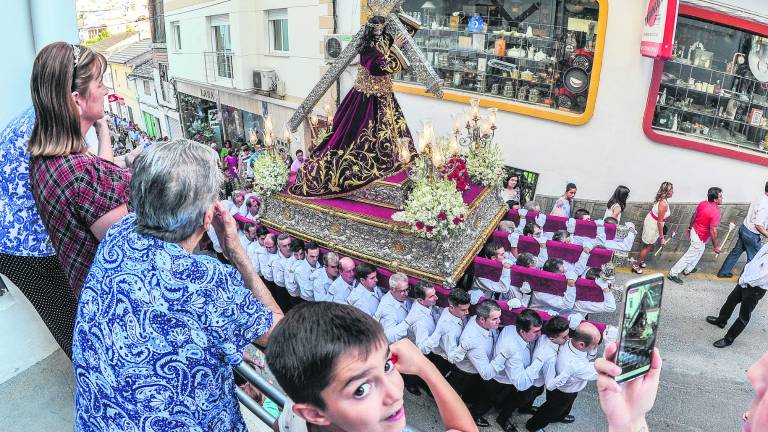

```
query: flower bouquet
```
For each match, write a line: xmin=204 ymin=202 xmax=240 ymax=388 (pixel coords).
xmin=392 ymin=177 xmax=468 ymax=239
xmin=441 ymin=155 xmax=471 ymax=191
xmin=466 ymin=141 xmax=505 ymax=188
xmin=251 ymin=153 xmax=289 ymax=197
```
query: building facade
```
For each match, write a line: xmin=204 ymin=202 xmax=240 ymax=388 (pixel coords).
xmin=107 ymin=39 xmax=153 ymax=128
xmin=164 ymin=0 xmax=338 ymax=151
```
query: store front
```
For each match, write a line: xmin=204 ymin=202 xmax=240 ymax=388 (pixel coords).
xmin=178 ymin=91 xmax=222 ymax=145
xmin=643 ymin=4 xmax=768 ymax=166
xmin=387 ymin=0 xmax=607 ymax=125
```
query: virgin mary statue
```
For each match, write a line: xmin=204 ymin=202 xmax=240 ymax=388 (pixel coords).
xmin=289 ymin=15 xmax=417 ymax=198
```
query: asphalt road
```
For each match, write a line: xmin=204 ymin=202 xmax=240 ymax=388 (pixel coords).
xmin=404 ymin=270 xmax=767 ymax=432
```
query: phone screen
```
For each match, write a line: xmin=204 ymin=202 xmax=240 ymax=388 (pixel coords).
xmin=615 ymin=274 xmax=664 ymax=383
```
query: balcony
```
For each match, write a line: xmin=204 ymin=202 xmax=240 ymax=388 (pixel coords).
xmin=204 ymin=51 xmax=234 ymax=88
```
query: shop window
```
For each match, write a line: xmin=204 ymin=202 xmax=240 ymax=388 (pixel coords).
xmin=268 ymin=9 xmax=290 ymax=53
xmin=386 ymin=0 xmax=607 ymax=125
xmin=643 ymin=6 xmax=768 ymax=165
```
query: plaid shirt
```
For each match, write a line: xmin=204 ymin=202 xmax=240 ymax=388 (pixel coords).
xmin=29 ymin=154 xmax=130 ymax=296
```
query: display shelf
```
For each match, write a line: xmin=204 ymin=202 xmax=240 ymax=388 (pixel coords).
xmin=656 ymin=103 xmax=768 ymax=130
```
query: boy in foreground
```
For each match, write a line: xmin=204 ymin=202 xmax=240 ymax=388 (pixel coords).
xmin=266 ymin=302 xmax=477 ymax=432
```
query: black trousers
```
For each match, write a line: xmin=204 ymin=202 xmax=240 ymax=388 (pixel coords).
xmin=0 ymin=253 xmax=77 ymax=359
xmin=718 ymin=283 xmax=766 ymax=341
xmin=496 ymin=385 xmax=543 ymax=426
xmin=447 ymin=368 xmax=484 ymax=403
xmin=428 ymin=353 xmax=454 ymax=378
xmin=525 ymin=389 xmax=578 ymax=431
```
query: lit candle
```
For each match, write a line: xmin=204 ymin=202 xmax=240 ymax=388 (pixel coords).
xmin=489 ymin=108 xmax=497 ymax=127
xmin=283 ymin=127 xmax=291 ymax=143
xmin=448 ymin=136 xmax=460 ymax=155
xmin=432 ymin=146 xmax=443 ymax=168
xmin=464 ymin=110 xmax=471 ymax=127
xmin=481 ymin=120 xmax=491 ymax=136
xmin=453 ymin=115 xmax=462 ymax=134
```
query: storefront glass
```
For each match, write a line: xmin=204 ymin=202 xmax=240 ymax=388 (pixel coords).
xmin=178 ymin=92 xmax=222 ymax=146
xmin=394 ymin=0 xmax=603 ymax=118
xmin=221 ymin=105 xmax=244 ymax=143
xmin=650 ymin=16 xmax=768 ymax=153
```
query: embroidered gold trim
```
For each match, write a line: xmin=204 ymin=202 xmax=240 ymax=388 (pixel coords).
xmin=354 ymin=65 xmax=393 ymax=97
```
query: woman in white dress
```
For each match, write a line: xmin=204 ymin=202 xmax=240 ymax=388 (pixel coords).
xmin=604 ymin=185 xmax=630 ymax=222
xmin=634 ymin=182 xmax=674 ymax=273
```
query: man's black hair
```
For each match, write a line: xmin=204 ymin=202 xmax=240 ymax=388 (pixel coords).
xmin=265 ymin=302 xmax=387 ymax=410
xmin=574 ymin=208 xmax=590 ymax=220
xmin=552 ymin=230 xmax=570 ymax=242
xmin=255 ymin=226 xmax=269 ymax=237
xmin=306 ymin=241 xmax=320 ymax=251
xmin=290 ymin=238 xmax=306 ymax=253
xmin=411 ymin=280 xmax=433 ymax=300
xmin=483 ymin=241 xmax=504 ymax=259
xmin=516 ymin=308 xmax=543 ymax=332
xmin=604 ymin=217 xmax=618 ymax=224
xmin=566 ymin=182 xmax=577 ymax=192
xmin=542 ymin=315 xmax=569 ymax=338
xmin=516 ymin=252 xmax=536 ymax=268
xmin=584 ymin=268 xmax=601 ymax=280
xmin=543 ymin=258 xmax=564 ymax=274
xmin=354 ymin=262 xmax=377 ymax=281
xmin=523 ymin=221 xmax=539 ymax=236
xmin=707 ymin=187 xmax=722 ymax=202
xmin=449 ymin=288 xmax=471 ymax=306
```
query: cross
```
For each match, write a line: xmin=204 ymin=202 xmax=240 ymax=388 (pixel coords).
xmin=287 ymin=0 xmax=443 ymax=132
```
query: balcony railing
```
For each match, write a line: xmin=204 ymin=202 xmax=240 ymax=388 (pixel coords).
xmin=204 ymin=51 xmax=234 ymax=87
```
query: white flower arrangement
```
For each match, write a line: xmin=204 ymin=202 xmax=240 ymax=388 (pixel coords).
xmin=392 ymin=178 xmax=469 ymax=239
xmin=465 ymin=141 xmax=505 ymax=188
xmin=251 ymin=153 xmax=289 ymax=197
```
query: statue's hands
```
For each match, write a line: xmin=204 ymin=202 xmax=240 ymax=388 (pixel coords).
xmin=394 ymin=33 xmax=406 ymax=48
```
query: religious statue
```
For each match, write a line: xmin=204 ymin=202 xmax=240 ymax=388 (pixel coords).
xmin=290 ymin=15 xmax=418 ymax=197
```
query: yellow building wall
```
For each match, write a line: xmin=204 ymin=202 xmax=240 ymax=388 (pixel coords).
xmin=164 ymin=0 xmax=212 ymax=12
xmin=109 ymin=62 xmax=143 ymax=128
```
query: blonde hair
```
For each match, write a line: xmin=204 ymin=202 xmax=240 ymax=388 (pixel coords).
xmin=28 ymin=42 xmax=107 ymax=157
xmin=654 ymin=182 xmax=673 ymax=203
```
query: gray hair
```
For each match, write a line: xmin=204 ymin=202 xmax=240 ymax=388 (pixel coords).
xmin=325 ymin=252 xmax=339 ymax=266
xmin=389 ymin=272 xmax=409 ymax=291
xmin=523 ymin=201 xmax=540 ymax=211
xmin=475 ymin=299 xmax=501 ymax=319
xmin=277 ymin=233 xmax=291 ymax=243
xmin=130 ymin=139 xmax=224 ymax=243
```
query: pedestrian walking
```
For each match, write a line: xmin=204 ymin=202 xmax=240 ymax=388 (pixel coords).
xmin=717 ymin=181 xmax=768 ymax=278
xmin=634 ymin=182 xmax=674 ymax=274
xmin=668 ymin=187 xmax=723 ymax=284
xmin=604 ymin=185 xmax=630 ymax=222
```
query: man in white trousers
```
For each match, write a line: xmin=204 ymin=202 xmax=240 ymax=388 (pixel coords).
xmin=668 ymin=187 xmax=723 ymax=285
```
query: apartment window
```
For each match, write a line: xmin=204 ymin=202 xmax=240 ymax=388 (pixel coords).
xmin=268 ymin=9 xmax=289 ymax=53
xmin=143 ymin=80 xmax=152 ymax=96
xmin=172 ymin=22 xmax=181 ymax=50
xmin=210 ymin=15 xmax=233 ymax=79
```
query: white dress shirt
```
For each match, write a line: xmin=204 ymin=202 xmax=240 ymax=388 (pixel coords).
xmin=493 ymin=325 xmax=542 ymax=390
xmin=272 ymin=253 xmax=294 ymax=288
xmin=346 ymin=285 xmax=384 ymax=316
xmin=207 ymin=225 xmax=223 ymax=253
xmin=529 ymin=285 xmax=576 ymax=313
xmin=552 ymin=340 xmax=598 ymax=393
xmin=744 ymin=194 xmax=768 ymax=235
xmin=374 ymin=292 xmax=412 ymax=343
xmin=427 ymin=308 xmax=467 ymax=362
xmin=259 ymin=250 xmax=277 ymax=281
xmin=406 ymin=302 xmax=436 ymax=353
xmin=604 ymin=228 xmax=636 ymax=253
xmin=238 ymin=232 xmax=252 ymax=251
xmin=531 ymin=336 xmax=561 ymax=388
xmin=247 ymin=242 xmax=264 ymax=274
xmin=312 ymin=268 xmax=335 ymax=301
xmin=739 ymin=242 xmax=768 ymax=289
xmin=573 ymin=290 xmax=617 ymax=314
xmin=455 ymin=317 xmax=506 ymax=380
xmin=284 ymin=258 xmax=303 ymax=298
xmin=295 ymin=260 xmax=322 ymax=301
xmin=326 ymin=277 xmax=353 ymax=304
xmin=469 ymin=268 xmax=512 ymax=304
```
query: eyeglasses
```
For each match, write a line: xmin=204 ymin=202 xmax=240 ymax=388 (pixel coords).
xmin=328 ymin=264 xmax=339 ymax=269
xmin=71 ymin=44 xmax=82 ymax=92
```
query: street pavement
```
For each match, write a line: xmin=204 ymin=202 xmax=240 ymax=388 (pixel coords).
xmin=0 ymin=268 xmax=764 ymax=432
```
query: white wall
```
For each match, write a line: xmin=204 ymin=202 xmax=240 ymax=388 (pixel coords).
xmin=391 ymin=0 xmax=768 ymax=203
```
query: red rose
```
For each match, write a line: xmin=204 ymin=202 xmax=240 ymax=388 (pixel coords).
xmin=438 ymin=212 xmax=447 ymax=220
xmin=453 ymin=217 xmax=462 ymax=225
xmin=426 ymin=225 xmax=434 ymax=233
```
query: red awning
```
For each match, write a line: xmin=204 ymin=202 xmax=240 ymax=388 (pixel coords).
xmin=107 ymin=93 xmax=124 ymax=103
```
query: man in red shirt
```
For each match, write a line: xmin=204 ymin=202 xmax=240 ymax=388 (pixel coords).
xmin=668 ymin=187 xmax=723 ymax=284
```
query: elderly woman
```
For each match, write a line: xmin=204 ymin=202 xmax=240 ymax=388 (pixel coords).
xmin=72 ymin=139 xmax=282 ymax=431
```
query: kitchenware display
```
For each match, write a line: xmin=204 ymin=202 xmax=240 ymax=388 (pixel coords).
xmin=563 ymin=67 xmax=590 ymax=93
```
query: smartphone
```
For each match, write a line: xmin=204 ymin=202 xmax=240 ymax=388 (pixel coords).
xmin=613 ymin=273 xmax=664 ymax=383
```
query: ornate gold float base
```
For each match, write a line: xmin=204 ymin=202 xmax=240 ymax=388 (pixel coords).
xmin=259 ymin=187 xmax=507 ymax=286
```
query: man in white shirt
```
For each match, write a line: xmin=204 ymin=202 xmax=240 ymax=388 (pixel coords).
xmin=525 ymin=322 xmax=600 ymax=431
xmin=470 ymin=242 xmax=513 ymax=304
xmin=708 ymin=242 xmax=768 ymax=348
xmin=373 ymin=272 xmax=412 ymax=343
xmin=346 ymin=262 xmax=384 ymax=315
xmin=450 ymin=300 xmax=507 ymax=427
xmin=492 ymin=309 xmax=545 ymax=432
xmin=258 ymin=233 xmax=278 ymax=297
xmin=271 ymin=233 xmax=295 ymax=311
xmin=295 ymin=242 xmax=322 ymax=302
xmin=324 ymin=257 xmax=355 ymax=304
xmin=283 ymin=239 xmax=306 ymax=308
xmin=246 ymin=226 xmax=270 ymax=275
xmin=530 ymin=258 xmax=576 ymax=312
xmin=427 ymin=288 xmax=471 ymax=377
xmin=312 ymin=252 xmax=340 ymax=302
xmin=402 ymin=281 xmax=439 ymax=396
xmin=718 ymin=182 xmax=768 ymax=278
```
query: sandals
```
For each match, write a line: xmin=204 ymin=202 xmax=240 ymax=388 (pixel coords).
xmin=632 ymin=263 xmax=644 ymax=274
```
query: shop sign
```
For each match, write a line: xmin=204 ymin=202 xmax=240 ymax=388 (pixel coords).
xmin=640 ymin=0 xmax=679 ymax=60
xmin=200 ymin=88 xmax=216 ymax=101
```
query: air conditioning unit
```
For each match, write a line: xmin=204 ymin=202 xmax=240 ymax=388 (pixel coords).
xmin=324 ymin=34 xmax=354 ymax=62
xmin=253 ymin=68 xmax=277 ymax=91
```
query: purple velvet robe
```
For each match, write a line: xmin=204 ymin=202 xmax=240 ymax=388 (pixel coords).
xmin=289 ymin=36 xmax=415 ymax=198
